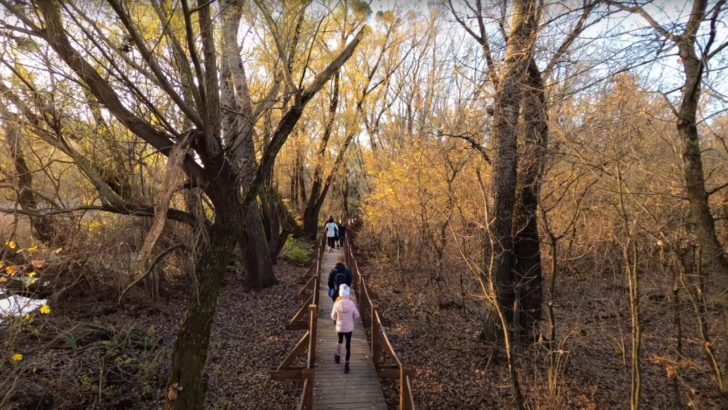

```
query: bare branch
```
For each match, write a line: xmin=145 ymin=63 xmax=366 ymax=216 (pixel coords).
xmin=442 ymin=132 xmax=491 ymax=164
xmin=107 ymin=0 xmax=203 ymax=128
xmin=604 ymin=0 xmax=679 ymax=42
xmin=35 ymin=1 xmax=206 ymax=187
xmin=118 ymin=243 xmax=188 ymax=303
xmin=0 ymin=205 xmax=197 ymax=226
xmin=253 ymin=0 xmax=298 ymax=92
xmin=544 ymin=0 xmax=598 ymax=77
xmin=243 ymin=27 xmax=366 ymax=206
xmin=705 ymin=0 xmax=727 ymax=60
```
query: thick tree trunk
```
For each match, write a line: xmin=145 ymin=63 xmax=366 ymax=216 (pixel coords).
xmin=489 ymin=0 xmax=540 ymax=324
xmin=513 ymin=60 xmax=546 ymax=335
xmin=220 ymin=1 xmax=275 ymax=287
xmin=260 ymin=185 xmax=294 ymax=262
xmin=164 ymin=207 xmax=239 ymax=409
xmin=302 ymin=202 xmax=323 ymax=240
xmin=242 ymin=202 xmax=276 ymax=288
xmin=678 ymin=40 xmax=728 ymax=285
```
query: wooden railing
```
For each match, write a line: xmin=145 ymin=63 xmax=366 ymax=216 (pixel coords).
xmin=344 ymin=235 xmax=415 ymax=410
xmin=271 ymin=235 xmax=325 ymax=409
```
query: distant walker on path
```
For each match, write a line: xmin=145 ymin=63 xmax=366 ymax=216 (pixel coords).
xmin=324 ymin=216 xmax=338 ymax=253
xmin=331 ymin=284 xmax=360 ymax=374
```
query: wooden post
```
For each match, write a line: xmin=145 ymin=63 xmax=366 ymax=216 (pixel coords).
xmin=301 ymin=368 xmax=314 ymax=409
xmin=313 ymin=275 xmax=319 ymax=306
xmin=371 ymin=304 xmax=378 ymax=370
xmin=358 ymin=273 xmax=364 ymax=311
xmin=400 ymin=367 xmax=405 ymax=410
xmin=308 ymin=304 xmax=317 ymax=368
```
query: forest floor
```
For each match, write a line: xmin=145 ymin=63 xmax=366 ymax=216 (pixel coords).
xmin=3 ymin=246 xmax=725 ymax=409
xmin=362 ymin=255 xmax=726 ymax=409
xmin=0 ymin=260 xmax=306 ymax=409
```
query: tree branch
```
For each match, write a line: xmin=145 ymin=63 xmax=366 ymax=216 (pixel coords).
xmin=181 ymin=0 xmax=209 ymax=121
xmin=118 ymin=243 xmax=188 ymax=303
xmin=604 ymin=0 xmax=679 ymax=42
xmin=107 ymin=0 xmax=203 ymax=128
xmin=544 ymin=0 xmax=597 ymax=77
xmin=35 ymin=1 xmax=206 ymax=188
xmin=442 ymin=132 xmax=491 ymax=164
xmin=253 ymin=0 xmax=298 ymax=92
xmin=0 ymin=205 xmax=198 ymax=226
xmin=704 ymin=0 xmax=726 ymax=60
xmin=242 ymin=27 xmax=366 ymax=206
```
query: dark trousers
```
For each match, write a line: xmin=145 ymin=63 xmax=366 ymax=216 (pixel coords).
xmin=337 ymin=332 xmax=352 ymax=361
xmin=327 ymin=237 xmax=336 ymax=248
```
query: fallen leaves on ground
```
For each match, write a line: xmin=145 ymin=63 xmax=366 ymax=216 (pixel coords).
xmin=363 ymin=255 xmax=724 ymax=409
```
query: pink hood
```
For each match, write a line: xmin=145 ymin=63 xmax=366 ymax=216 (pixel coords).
xmin=331 ymin=298 xmax=360 ymax=333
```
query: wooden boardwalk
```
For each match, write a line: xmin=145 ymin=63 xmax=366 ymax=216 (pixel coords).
xmin=312 ymin=247 xmax=387 ymax=410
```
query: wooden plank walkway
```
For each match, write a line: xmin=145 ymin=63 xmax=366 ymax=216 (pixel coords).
xmin=313 ymin=247 xmax=387 ymax=410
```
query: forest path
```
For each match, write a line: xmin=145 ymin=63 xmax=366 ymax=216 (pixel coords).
xmin=312 ymin=246 xmax=387 ymax=409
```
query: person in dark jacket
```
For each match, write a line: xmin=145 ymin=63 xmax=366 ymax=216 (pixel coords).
xmin=334 ymin=221 xmax=342 ymax=248
xmin=337 ymin=221 xmax=346 ymax=247
xmin=327 ymin=258 xmax=353 ymax=302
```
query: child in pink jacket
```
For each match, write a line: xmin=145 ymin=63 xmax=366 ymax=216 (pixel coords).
xmin=331 ymin=284 xmax=360 ymax=373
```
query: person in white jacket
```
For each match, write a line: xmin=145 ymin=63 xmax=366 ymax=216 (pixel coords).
xmin=331 ymin=284 xmax=360 ymax=373
xmin=324 ymin=216 xmax=338 ymax=253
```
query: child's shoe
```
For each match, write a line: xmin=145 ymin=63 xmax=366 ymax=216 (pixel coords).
xmin=344 ymin=362 xmax=350 ymax=373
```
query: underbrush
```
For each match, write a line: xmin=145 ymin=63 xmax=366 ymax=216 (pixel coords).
xmin=279 ymin=235 xmax=314 ymax=266
xmin=361 ymin=251 xmax=726 ymax=409
xmin=0 ymin=257 xmax=306 ymax=409
xmin=1 ymin=304 xmax=181 ymax=409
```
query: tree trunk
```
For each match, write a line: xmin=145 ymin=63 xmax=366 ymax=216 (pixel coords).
xmin=164 ymin=198 xmax=239 ymax=409
xmin=3 ymin=118 xmax=57 ymax=244
xmin=677 ymin=38 xmax=728 ymax=286
xmin=220 ymin=0 xmax=275 ymax=287
xmin=342 ymin=174 xmax=350 ymax=219
xmin=300 ymin=74 xmax=340 ymax=240
xmin=513 ymin=59 xmax=546 ymax=335
xmin=242 ymin=202 xmax=276 ymax=288
xmin=489 ymin=0 xmax=540 ymax=324
xmin=260 ymin=184 xmax=294 ymax=262
xmin=302 ymin=203 xmax=323 ymax=240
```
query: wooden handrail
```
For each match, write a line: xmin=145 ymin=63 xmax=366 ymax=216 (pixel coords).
xmin=272 ymin=233 xmax=327 ymax=410
xmin=344 ymin=234 xmax=415 ymax=410
xmin=374 ymin=310 xmax=401 ymax=367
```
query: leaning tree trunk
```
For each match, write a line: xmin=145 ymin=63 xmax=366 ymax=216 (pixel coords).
xmin=489 ymin=0 xmax=540 ymax=325
xmin=3 ymin=116 xmax=58 ymax=244
xmin=512 ymin=59 xmax=547 ymax=336
xmin=301 ymin=74 xmax=340 ymax=240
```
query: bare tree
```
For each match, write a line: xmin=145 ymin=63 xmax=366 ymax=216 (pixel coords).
xmin=450 ymin=0 xmax=599 ymax=335
xmin=0 ymin=1 xmax=364 ymax=408
xmin=606 ymin=0 xmax=728 ymax=292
